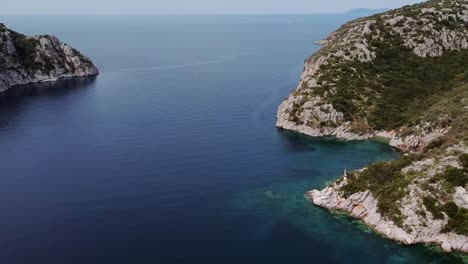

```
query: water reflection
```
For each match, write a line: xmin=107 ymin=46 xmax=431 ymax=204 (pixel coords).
xmin=0 ymin=76 xmax=97 ymax=103
xmin=0 ymin=77 xmax=97 ymax=134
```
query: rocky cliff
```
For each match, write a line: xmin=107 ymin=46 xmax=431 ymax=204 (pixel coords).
xmin=277 ymin=0 xmax=468 ymax=152
xmin=277 ymin=0 xmax=468 ymax=253
xmin=0 ymin=23 xmax=98 ymax=93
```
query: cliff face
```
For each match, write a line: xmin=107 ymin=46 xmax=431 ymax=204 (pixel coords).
xmin=277 ymin=0 xmax=468 ymax=152
xmin=0 ymin=23 xmax=98 ymax=93
xmin=276 ymin=0 xmax=468 ymax=253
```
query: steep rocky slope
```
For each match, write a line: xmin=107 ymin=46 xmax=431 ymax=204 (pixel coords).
xmin=277 ymin=0 xmax=468 ymax=253
xmin=0 ymin=23 xmax=98 ymax=92
xmin=277 ymin=0 xmax=468 ymax=151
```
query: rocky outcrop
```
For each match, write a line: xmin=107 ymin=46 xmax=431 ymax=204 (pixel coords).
xmin=0 ymin=23 xmax=98 ymax=93
xmin=389 ymin=127 xmax=450 ymax=152
xmin=454 ymin=187 xmax=468 ymax=209
xmin=308 ymin=183 xmax=468 ymax=253
xmin=308 ymin=143 xmax=468 ymax=253
xmin=276 ymin=95 xmax=370 ymax=141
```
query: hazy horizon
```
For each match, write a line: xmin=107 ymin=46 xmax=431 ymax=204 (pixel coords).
xmin=1 ymin=0 xmax=423 ymax=15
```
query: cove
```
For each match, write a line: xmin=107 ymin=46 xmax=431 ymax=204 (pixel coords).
xmin=0 ymin=15 xmax=465 ymax=263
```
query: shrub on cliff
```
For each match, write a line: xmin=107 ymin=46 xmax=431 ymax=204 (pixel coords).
xmin=444 ymin=167 xmax=468 ymax=188
xmin=9 ymin=30 xmax=40 ymax=71
xmin=444 ymin=208 xmax=468 ymax=235
xmin=459 ymin=154 xmax=468 ymax=169
xmin=423 ymin=196 xmax=444 ymax=220
xmin=442 ymin=201 xmax=459 ymax=218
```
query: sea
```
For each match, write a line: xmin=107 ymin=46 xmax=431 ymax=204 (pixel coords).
xmin=0 ymin=15 xmax=465 ymax=263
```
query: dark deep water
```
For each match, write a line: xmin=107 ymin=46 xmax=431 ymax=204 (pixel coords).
xmin=0 ymin=15 xmax=465 ymax=263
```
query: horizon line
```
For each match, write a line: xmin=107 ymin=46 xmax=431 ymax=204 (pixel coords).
xmin=0 ymin=11 xmax=390 ymax=16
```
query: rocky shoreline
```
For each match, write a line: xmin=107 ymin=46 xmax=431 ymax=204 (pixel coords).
xmin=276 ymin=0 xmax=468 ymax=254
xmin=276 ymin=115 xmax=449 ymax=153
xmin=277 ymin=114 xmax=468 ymax=253
xmin=277 ymin=113 xmax=468 ymax=253
xmin=307 ymin=182 xmax=468 ymax=253
xmin=0 ymin=23 xmax=99 ymax=93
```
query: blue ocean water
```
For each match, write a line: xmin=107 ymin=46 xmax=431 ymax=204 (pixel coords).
xmin=0 ymin=15 xmax=465 ymax=263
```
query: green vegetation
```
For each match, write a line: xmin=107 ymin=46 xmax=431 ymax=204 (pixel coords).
xmin=341 ymin=155 xmax=420 ymax=225
xmin=9 ymin=31 xmax=75 ymax=74
xmin=310 ymin=30 xmax=468 ymax=131
xmin=419 ymin=196 xmax=468 ymax=235
xmin=418 ymin=82 xmax=468 ymax=148
xmin=307 ymin=0 xmax=468 ymax=236
xmin=444 ymin=208 xmax=468 ymax=235
xmin=340 ymin=150 xmax=468 ymax=231
xmin=431 ymin=154 xmax=468 ymax=193
xmin=460 ymin=154 xmax=468 ymax=169
xmin=9 ymin=30 xmax=41 ymax=72
xmin=444 ymin=167 xmax=468 ymax=189
xmin=442 ymin=201 xmax=460 ymax=218
xmin=423 ymin=196 xmax=444 ymax=220
xmin=291 ymin=0 xmax=468 ymax=132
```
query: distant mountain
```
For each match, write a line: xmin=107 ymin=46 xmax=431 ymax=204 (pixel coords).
xmin=345 ymin=8 xmax=390 ymax=16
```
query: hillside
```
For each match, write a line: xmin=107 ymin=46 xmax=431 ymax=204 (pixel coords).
xmin=277 ymin=0 xmax=468 ymax=253
xmin=346 ymin=8 xmax=390 ymax=16
xmin=0 ymin=23 xmax=98 ymax=92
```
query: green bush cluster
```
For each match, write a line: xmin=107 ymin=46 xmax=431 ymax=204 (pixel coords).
xmin=341 ymin=155 xmax=419 ymax=225
xmin=423 ymin=196 xmax=444 ymax=219
xmin=444 ymin=167 xmax=468 ymax=188
xmin=8 ymin=30 xmax=72 ymax=74
xmin=442 ymin=201 xmax=460 ymax=218
xmin=444 ymin=208 xmax=468 ymax=235
xmin=9 ymin=30 xmax=42 ymax=72
xmin=419 ymin=197 xmax=468 ymax=235
xmin=459 ymin=154 xmax=468 ymax=169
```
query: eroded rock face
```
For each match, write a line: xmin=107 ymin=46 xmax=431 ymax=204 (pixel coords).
xmin=276 ymin=0 xmax=468 ymax=147
xmin=276 ymin=94 xmax=369 ymax=141
xmin=0 ymin=23 xmax=99 ymax=92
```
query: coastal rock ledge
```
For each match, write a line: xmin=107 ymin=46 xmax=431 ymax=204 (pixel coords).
xmin=307 ymin=183 xmax=468 ymax=253
xmin=0 ymin=23 xmax=98 ymax=93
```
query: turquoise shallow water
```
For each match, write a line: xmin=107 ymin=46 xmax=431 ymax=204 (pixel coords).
xmin=229 ymin=135 xmax=467 ymax=263
xmin=0 ymin=15 xmax=466 ymax=263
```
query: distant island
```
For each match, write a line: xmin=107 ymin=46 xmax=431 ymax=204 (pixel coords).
xmin=346 ymin=8 xmax=390 ymax=16
xmin=0 ymin=23 xmax=98 ymax=93
xmin=277 ymin=0 xmax=468 ymax=253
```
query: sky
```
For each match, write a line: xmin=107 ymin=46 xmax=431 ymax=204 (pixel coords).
xmin=1 ymin=0 xmax=424 ymax=15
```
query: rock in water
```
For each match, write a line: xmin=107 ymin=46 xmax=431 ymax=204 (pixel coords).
xmin=0 ymin=23 xmax=99 ymax=93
